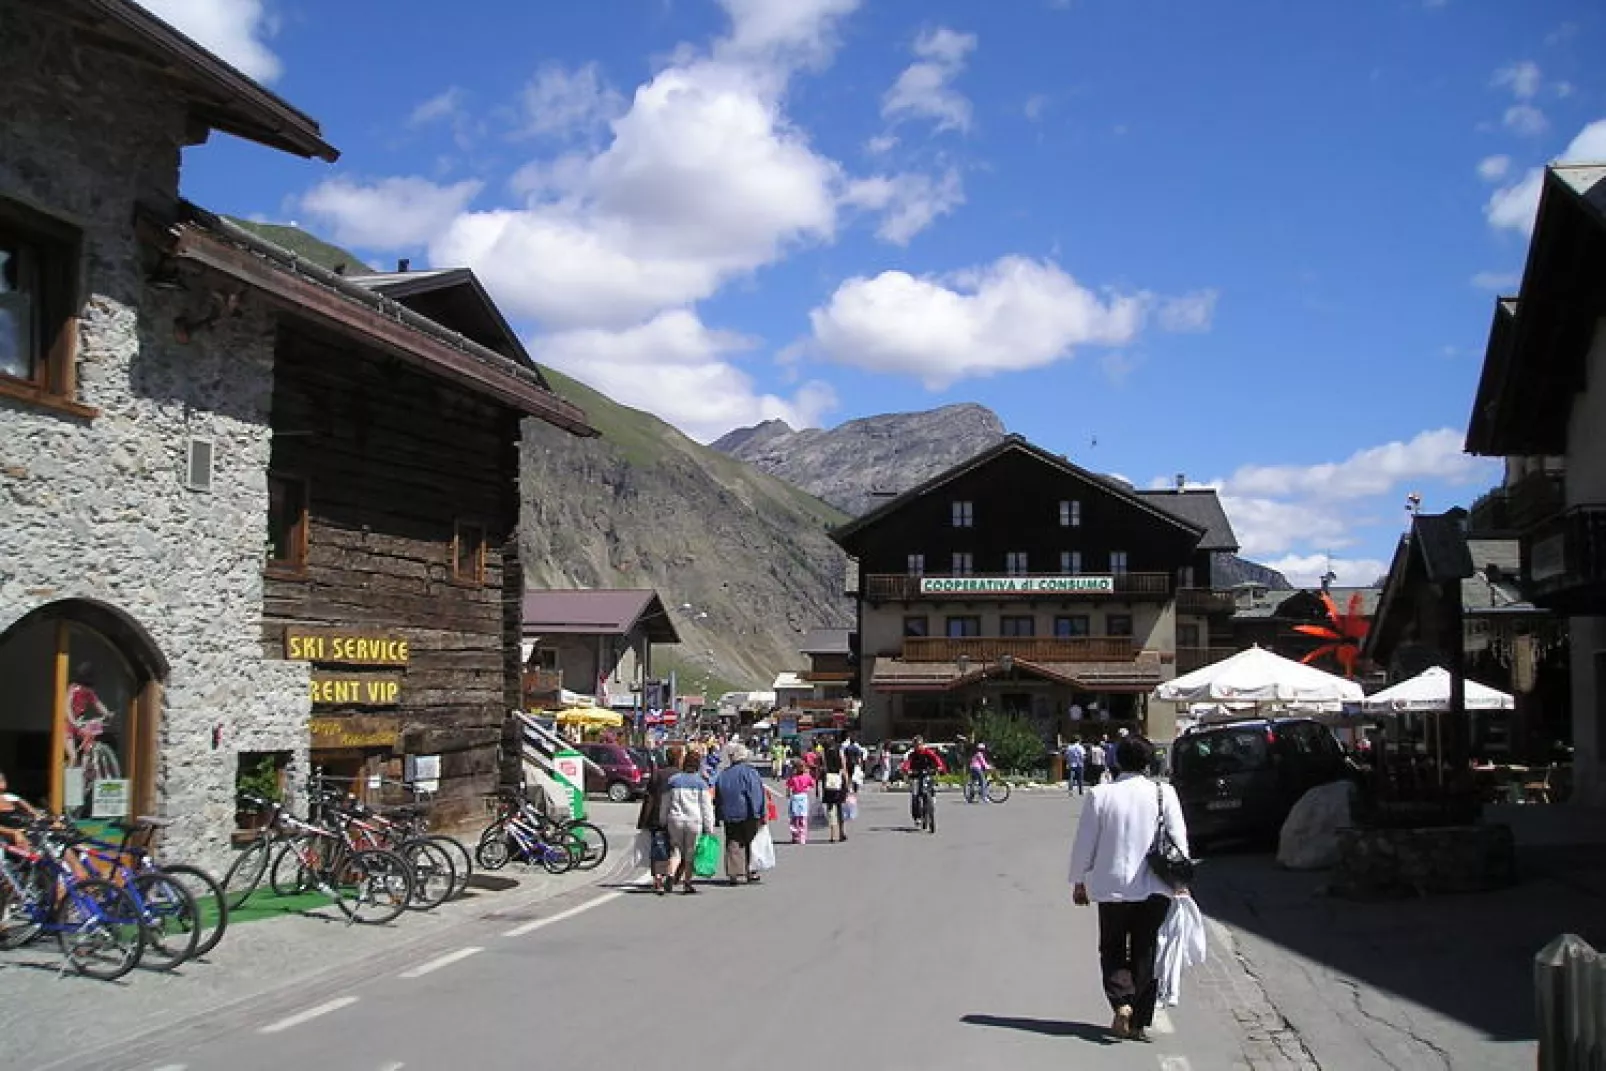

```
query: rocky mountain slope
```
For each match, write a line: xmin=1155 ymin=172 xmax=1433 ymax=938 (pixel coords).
xmin=521 ymin=370 xmax=853 ymax=695
xmin=712 ymin=403 xmax=1008 ymax=516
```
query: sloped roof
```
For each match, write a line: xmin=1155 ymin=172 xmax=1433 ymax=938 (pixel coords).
xmin=521 ymin=590 xmax=680 ymax=643
xmin=831 ymin=436 xmax=1205 ymax=551
xmin=349 ymin=269 xmax=545 ymax=384
xmin=799 ymin=628 xmax=851 ymax=656
xmin=1136 ymin=489 xmax=1240 ymax=552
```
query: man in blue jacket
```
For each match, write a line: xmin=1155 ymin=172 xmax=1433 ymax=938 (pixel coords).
xmin=714 ymin=744 xmax=768 ymax=886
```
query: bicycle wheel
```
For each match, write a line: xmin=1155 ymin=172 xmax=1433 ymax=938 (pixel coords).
xmin=398 ymin=839 xmax=455 ymax=911
xmin=55 ymin=878 xmax=145 ymax=981
xmin=0 ymin=859 xmax=52 ymax=949
xmin=987 ymin=778 xmax=1012 ymax=804
xmin=429 ymin=835 xmax=473 ymax=898
xmin=538 ymin=841 xmax=575 ymax=875
xmin=926 ymin=794 xmax=937 ymax=834
xmin=475 ymin=825 xmax=511 ymax=871
xmin=221 ymin=838 xmax=273 ymax=910
xmin=157 ymin=863 xmax=228 ymax=958
xmin=270 ymin=837 xmax=319 ymax=897
xmin=132 ymin=872 xmax=200 ymax=971
xmin=563 ymin=821 xmax=608 ymax=872
xmin=334 ymin=849 xmax=413 ymax=925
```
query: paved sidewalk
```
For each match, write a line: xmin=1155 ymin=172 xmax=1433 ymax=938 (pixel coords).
xmin=3 ymin=809 xmax=642 ymax=1070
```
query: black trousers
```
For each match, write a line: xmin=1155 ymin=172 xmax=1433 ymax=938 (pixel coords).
xmin=1097 ymin=895 xmax=1172 ymax=1028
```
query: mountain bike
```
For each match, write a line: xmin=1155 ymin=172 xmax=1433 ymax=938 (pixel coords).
xmin=475 ymin=804 xmax=576 ymax=874
xmin=81 ymin=817 xmax=229 ymax=959
xmin=910 ymin=772 xmax=937 ymax=834
xmin=964 ymin=774 xmax=1012 ymax=804
xmin=71 ymin=835 xmax=199 ymax=971
xmin=480 ymin=790 xmax=607 ymax=872
xmin=285 ymin=791 xmax=455 ymax=912
xmin=0 ymin=821 xmax=145 ymax=980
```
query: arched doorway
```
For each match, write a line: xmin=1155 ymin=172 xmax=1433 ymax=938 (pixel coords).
xmin=0 ymin=600 xmax=166 ymax=818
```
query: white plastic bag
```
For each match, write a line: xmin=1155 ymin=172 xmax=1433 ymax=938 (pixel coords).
xmin=1156 ymin=894 xmax=1208 ymax=1007
xmin=751 ymin=824 xmax=777 ymax=871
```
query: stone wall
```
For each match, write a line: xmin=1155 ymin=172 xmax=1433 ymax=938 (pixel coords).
xmin=0 ymin=3 xmax=309 ymax=874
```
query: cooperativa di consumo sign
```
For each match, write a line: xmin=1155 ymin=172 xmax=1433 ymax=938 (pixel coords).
xmin=918 ymin=576 xmax=1115 ymax=594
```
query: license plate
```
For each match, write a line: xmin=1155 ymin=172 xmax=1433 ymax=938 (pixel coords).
xmin=1206 ymin=799 xmax=1243 ymax=811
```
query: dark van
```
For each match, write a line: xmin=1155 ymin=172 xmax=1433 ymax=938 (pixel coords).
xmin=1170 ymin=717 xmax=1351 ymax=851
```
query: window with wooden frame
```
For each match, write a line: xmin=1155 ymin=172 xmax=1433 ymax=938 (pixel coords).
xmin=1000 ymin=615 xmax=1035 ymax=637
xmin=1054 ymin=615 xmax=1090 ymax=637
xmin=902 ymin=615 xmax=929 ymax=638
xmin=1005 ymin=551 xmax=1029 ymax=576
xmin=0 ymin=199 xmax=87 ymax=417
xmin=906 ymin=553 xmax=925 ymax=576
xmin=1106 ymin=613 xmax=1134 ymax=637
xmin=945 ymin=615 xmax=981 ymax=638
xmin=452 ymin=521 xmax=486 ymax=586
xmin=265 ymin=474 xmax=309 ymax=573
xmin=951 ymin=500 xmax=974 ymax=528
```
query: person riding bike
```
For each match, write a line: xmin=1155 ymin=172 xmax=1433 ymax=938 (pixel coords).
xmin=900 ymin=737 xmax=947 ymax=822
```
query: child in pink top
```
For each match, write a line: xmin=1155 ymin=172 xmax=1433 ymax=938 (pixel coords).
xmin=786 ymin=765 xmax=815 ymax=844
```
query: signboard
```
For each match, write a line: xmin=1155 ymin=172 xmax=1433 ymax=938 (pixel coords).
xmin=285 ymin=628 xmax=410 ymax=666
xmin=918 ymin=576 xmax=1115 ymax=595
xmin=310 ymin=671 xmax=402 ymax=706
xmin=91 ymin=778 xmax=130 ymax=819
xmin=309 ymin=715 xmax=401 ymax=750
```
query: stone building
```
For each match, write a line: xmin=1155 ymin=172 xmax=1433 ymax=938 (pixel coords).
xmin=0 ymin=1 xmax=590 ymax=868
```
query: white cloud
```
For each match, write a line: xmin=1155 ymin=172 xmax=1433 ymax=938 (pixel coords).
xmin=1486 ymin=118 xmax=1606 ymax=235
xmin=1503 ymin=104 xmax=1549 ymax=137
xmin=1157 ymin=290 xmax=1218 ymax=333
xmin=300 ymin=176 xmax=484 ymax=250
xmin=531 ymin=310 xmax=836 ymax=442
xmin=1492 ymin=60 xmax=1542 ymax=100
xmin=843 ymin=168 xmax=965 ymax=245
xmin=134 ymin=0 xmax=280 ymax=82
xmin=409 ymin=87 xmax=467 ymax=127
xmin=1218 ymin=496 xmax=1354 ymax=558
xmin=881 ymin=26 xmax=978 ymax=134
xmin=809 ymin=257 xmax=1147 ymax=388
xmin=518 ymin=63 xmax=625 ymax=139
xmin=1259 ymin=554 xmax=1390 ymax=589
xmin=1470 ymin=270 xmax=1520 ymax=291
xmin=1225 ymin=428 xmax=1489 ymax=501
xmin=865 ymin=134 xmax=899 ymax=155
xmin=715 ymin=0 xmax=861 ymax=72
xmin=1476 ymin=154 xmax=1511 ymax=182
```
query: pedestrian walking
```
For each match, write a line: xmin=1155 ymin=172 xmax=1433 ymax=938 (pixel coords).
xmin=770 ymin=738 xmax=788 ymax=779
xmin=819 ymin=742 xmax=851 ymax=841
xmin=659 ymin=750 xmax=714 ymax=895
xmin=1103 ymin=736 xmax=1120 ymax=777
xmin=637 ymin=757 xmax=676 ymax=894
xmin=714 ymin=744 xmax=768 ymax=885
xmin=786 ymin=761 xmax=815 ymax=844
xmin=1086 ymin=734 xmax=1106 ymax=785
xmin=1065 ymin=737 xmax=1087 ymax=795
xmin=1068 ymin=735 xmax=1190 ymax=1042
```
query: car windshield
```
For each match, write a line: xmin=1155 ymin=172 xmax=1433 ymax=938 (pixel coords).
xmin=629 ymin=748 xmax=653 ymax=768
xmin=1173 ymin=728 xmax=1269 ymax=778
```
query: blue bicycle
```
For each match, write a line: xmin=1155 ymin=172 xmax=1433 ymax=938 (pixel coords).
xmin=0 ymin=820 xmax=146 ymax=980
xmin=475 ymin=804 xmax=576 ymax=874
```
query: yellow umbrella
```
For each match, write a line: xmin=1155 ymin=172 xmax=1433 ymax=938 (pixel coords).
xmin=555 ymin=707 xmax=625 ymax=729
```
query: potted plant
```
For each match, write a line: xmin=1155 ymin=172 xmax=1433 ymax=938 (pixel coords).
xmin=235 ymin=756 xmax=283 ymax=835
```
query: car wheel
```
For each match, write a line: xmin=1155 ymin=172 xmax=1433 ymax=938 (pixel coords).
xmin=607 ymin=781 xmax=632 ymax=803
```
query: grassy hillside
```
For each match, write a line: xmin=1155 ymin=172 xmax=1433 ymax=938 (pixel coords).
xmin=224 ymin=218 xmax=374 ymax=274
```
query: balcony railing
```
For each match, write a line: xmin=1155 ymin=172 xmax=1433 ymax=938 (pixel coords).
xmin=1176 ymin=646 xmax=1239 ymax=674
xmin=901 ymin=636 xmax=1136 ymax=663
xmin=1524 ymin=504 xmax=1606 ymax=607
xmin=801 ymin=669 xmax=854 ymax=683
xmin=1175 ymin=588 xmax=1237 ymax=616
xmin=1507 ymin=470 xmax=1567 ymax=530
xmin=863 ymin=572 xmax=1171 ymax=602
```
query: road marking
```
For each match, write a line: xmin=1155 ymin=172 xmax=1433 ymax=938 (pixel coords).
xmin=502 ymin=890 xmax=623 ymax=938
xmin=398 ymin=946 xmax=483 ymax=979
xmin=1158 ymin=1057 xmax=1191 ymax=1071
xmin=150 ymin=1065 xmax=188 ymax=1070
xmin=1150 ymin=1008 xmax=1176 ymax=1034
xmin=257 ymin=996 xmax=359 ymax=1035
xmin=376 ymin=1064 xmax=405 ymax=1071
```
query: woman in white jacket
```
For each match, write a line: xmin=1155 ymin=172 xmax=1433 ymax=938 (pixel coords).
xmin=1068 ymin=735 xmax=1189 ymax=1042
xmin=659 ymin=750 xmax=715 ymax=895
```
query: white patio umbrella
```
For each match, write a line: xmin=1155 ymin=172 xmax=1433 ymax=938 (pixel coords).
xmin=1154 ymin=645 xmax=1364 ymax=706
xmin=1360 ymin=666 xmax=1514 ymax=714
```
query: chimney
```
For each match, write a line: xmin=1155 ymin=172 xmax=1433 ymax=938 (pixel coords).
xmin=1174 ymin=473 xmax=1186 ymax=490
xmin=397 ymin=258 xmax=411 ymax=273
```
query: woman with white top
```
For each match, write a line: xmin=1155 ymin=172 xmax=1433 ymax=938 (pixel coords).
xmin=1068 ymin=735 xmax=1189 ymax=1042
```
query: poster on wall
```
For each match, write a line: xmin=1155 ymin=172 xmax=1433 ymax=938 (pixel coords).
xmin=91 ymin=778 xmax=130 ymax=819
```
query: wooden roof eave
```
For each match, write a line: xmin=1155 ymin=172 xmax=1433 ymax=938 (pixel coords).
xmin=169 ymin=224 xmax=595 ymax=435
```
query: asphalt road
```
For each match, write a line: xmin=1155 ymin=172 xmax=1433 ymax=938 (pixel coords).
xmin=83 ymin=787 xmax=1249 ymax=1071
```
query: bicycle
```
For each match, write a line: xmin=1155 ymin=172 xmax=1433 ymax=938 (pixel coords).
xmin=475 ymin=803 xmax=576 ymax=874
xmin=96 ymin=817 xmax=230 ymax=959
xmin=0 ymin=820 xmax=146 ymax=980
xmin=480 ymin=790 xmax=607 ymax=872
xmin=910 ymin=772 xmax=937 ymax=834
xmin=70 ymin=832 xmax=200 ymax=971
xmin=289 ymin=792 xmax=455 ymax=912
xmin=964 ymin=774 xmax=1012 ymax=804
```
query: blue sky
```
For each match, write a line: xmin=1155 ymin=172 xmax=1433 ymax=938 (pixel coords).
xmin=145 ymin=0 xmax=1604 ymax=586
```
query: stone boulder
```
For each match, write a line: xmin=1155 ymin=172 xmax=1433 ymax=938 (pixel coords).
xmin=1277 ymin=781 xmax=1355 ymax=870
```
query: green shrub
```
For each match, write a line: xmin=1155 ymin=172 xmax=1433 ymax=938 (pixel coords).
xmin=966 ymin=709 xmax=1048 ymax=774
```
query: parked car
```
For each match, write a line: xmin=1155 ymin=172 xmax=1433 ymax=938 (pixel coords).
xmin=576 ymin=742 xmax=650 ymax=802
xmin=1170 ymin=717 xmax=1352 ymax=851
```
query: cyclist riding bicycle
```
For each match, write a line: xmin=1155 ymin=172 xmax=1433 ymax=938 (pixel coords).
xmin=900 ymin=737 xmax=947 ymax=822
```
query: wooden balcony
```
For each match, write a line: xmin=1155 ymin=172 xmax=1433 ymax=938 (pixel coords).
xmin=901 ymin=636 xmax=1136 ymax=663
xmin=1175 ymin=646 xmax=1239 ymax=674
xmin=863 ymin=572 xmax=1171 ymax=603
xmin=1524 ymin=504 xmax=1606 ymax=612
xmin=800 ymin=669 xmax=854 ymax=683
xmin=1175 ymin=588 xmax=1237 ymax=616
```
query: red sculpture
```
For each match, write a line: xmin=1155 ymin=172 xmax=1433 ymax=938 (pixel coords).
xmin=1293 ymin=591 xmax=1370 ymax=678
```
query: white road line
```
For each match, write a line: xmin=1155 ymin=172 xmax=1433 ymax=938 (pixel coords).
xmin=376 ymin=1063 xmax=405 ymax=1071
xmin=397 ymin=946 xmax=483 ymax=979
xmin=1150 ymin=1008 xmax=1176 ymax=1035
xmin=257 ymin=996 xmax=359 ymax=1035
xmin=502 ymin=891 xmax=623 ymax=938
xmin=1158 ymin=1057 xmax=1192 ymax=1071
xmin=150 ymin=1065 xmax=188 ymax=1070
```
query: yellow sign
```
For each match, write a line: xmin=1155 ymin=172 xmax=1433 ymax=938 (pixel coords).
xmin=309 ymin=715 xmax=401 ymax=750
xmin=309 ymin=671 xmax=402 ymax=707
xmin=285 ymin=628 xmax=409 ymax=666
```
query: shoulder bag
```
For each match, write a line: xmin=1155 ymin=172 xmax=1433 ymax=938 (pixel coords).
xmin=1146 ymin=781 xmax=1195 ymax=889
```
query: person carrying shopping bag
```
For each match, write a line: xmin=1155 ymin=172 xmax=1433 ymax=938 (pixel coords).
xmin=714 ymin=744 xmax=768 ymax=885
xmin=659 ymin=751 xmax=715 ymax=895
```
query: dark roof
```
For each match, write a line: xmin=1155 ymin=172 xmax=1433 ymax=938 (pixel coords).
xmin=1414 ymin=512 xmax=1476 ymax=582
xmin=799 ymin=628 xmax=851 ymax=656
xmin=64 ymin=0 xmax=338 ymax=161
xmin=351 ymin=269 xmax=546 ymax=386
xmin=1364 ymin=512 xmax=1483 ymax=660
xmin=1466 ymin=164 xmax=1606 ymax=456
xmin=1135 ymin=489 xmax=1240 ymax=552
xmin=830 ymin=435 xmax=1205 ymax=551
xmin=522 ymin=590 xmax=681 ymax=644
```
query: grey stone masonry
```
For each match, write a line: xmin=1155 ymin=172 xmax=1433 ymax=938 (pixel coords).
xmin=0 ymin=3 xmax=309 ymax=875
